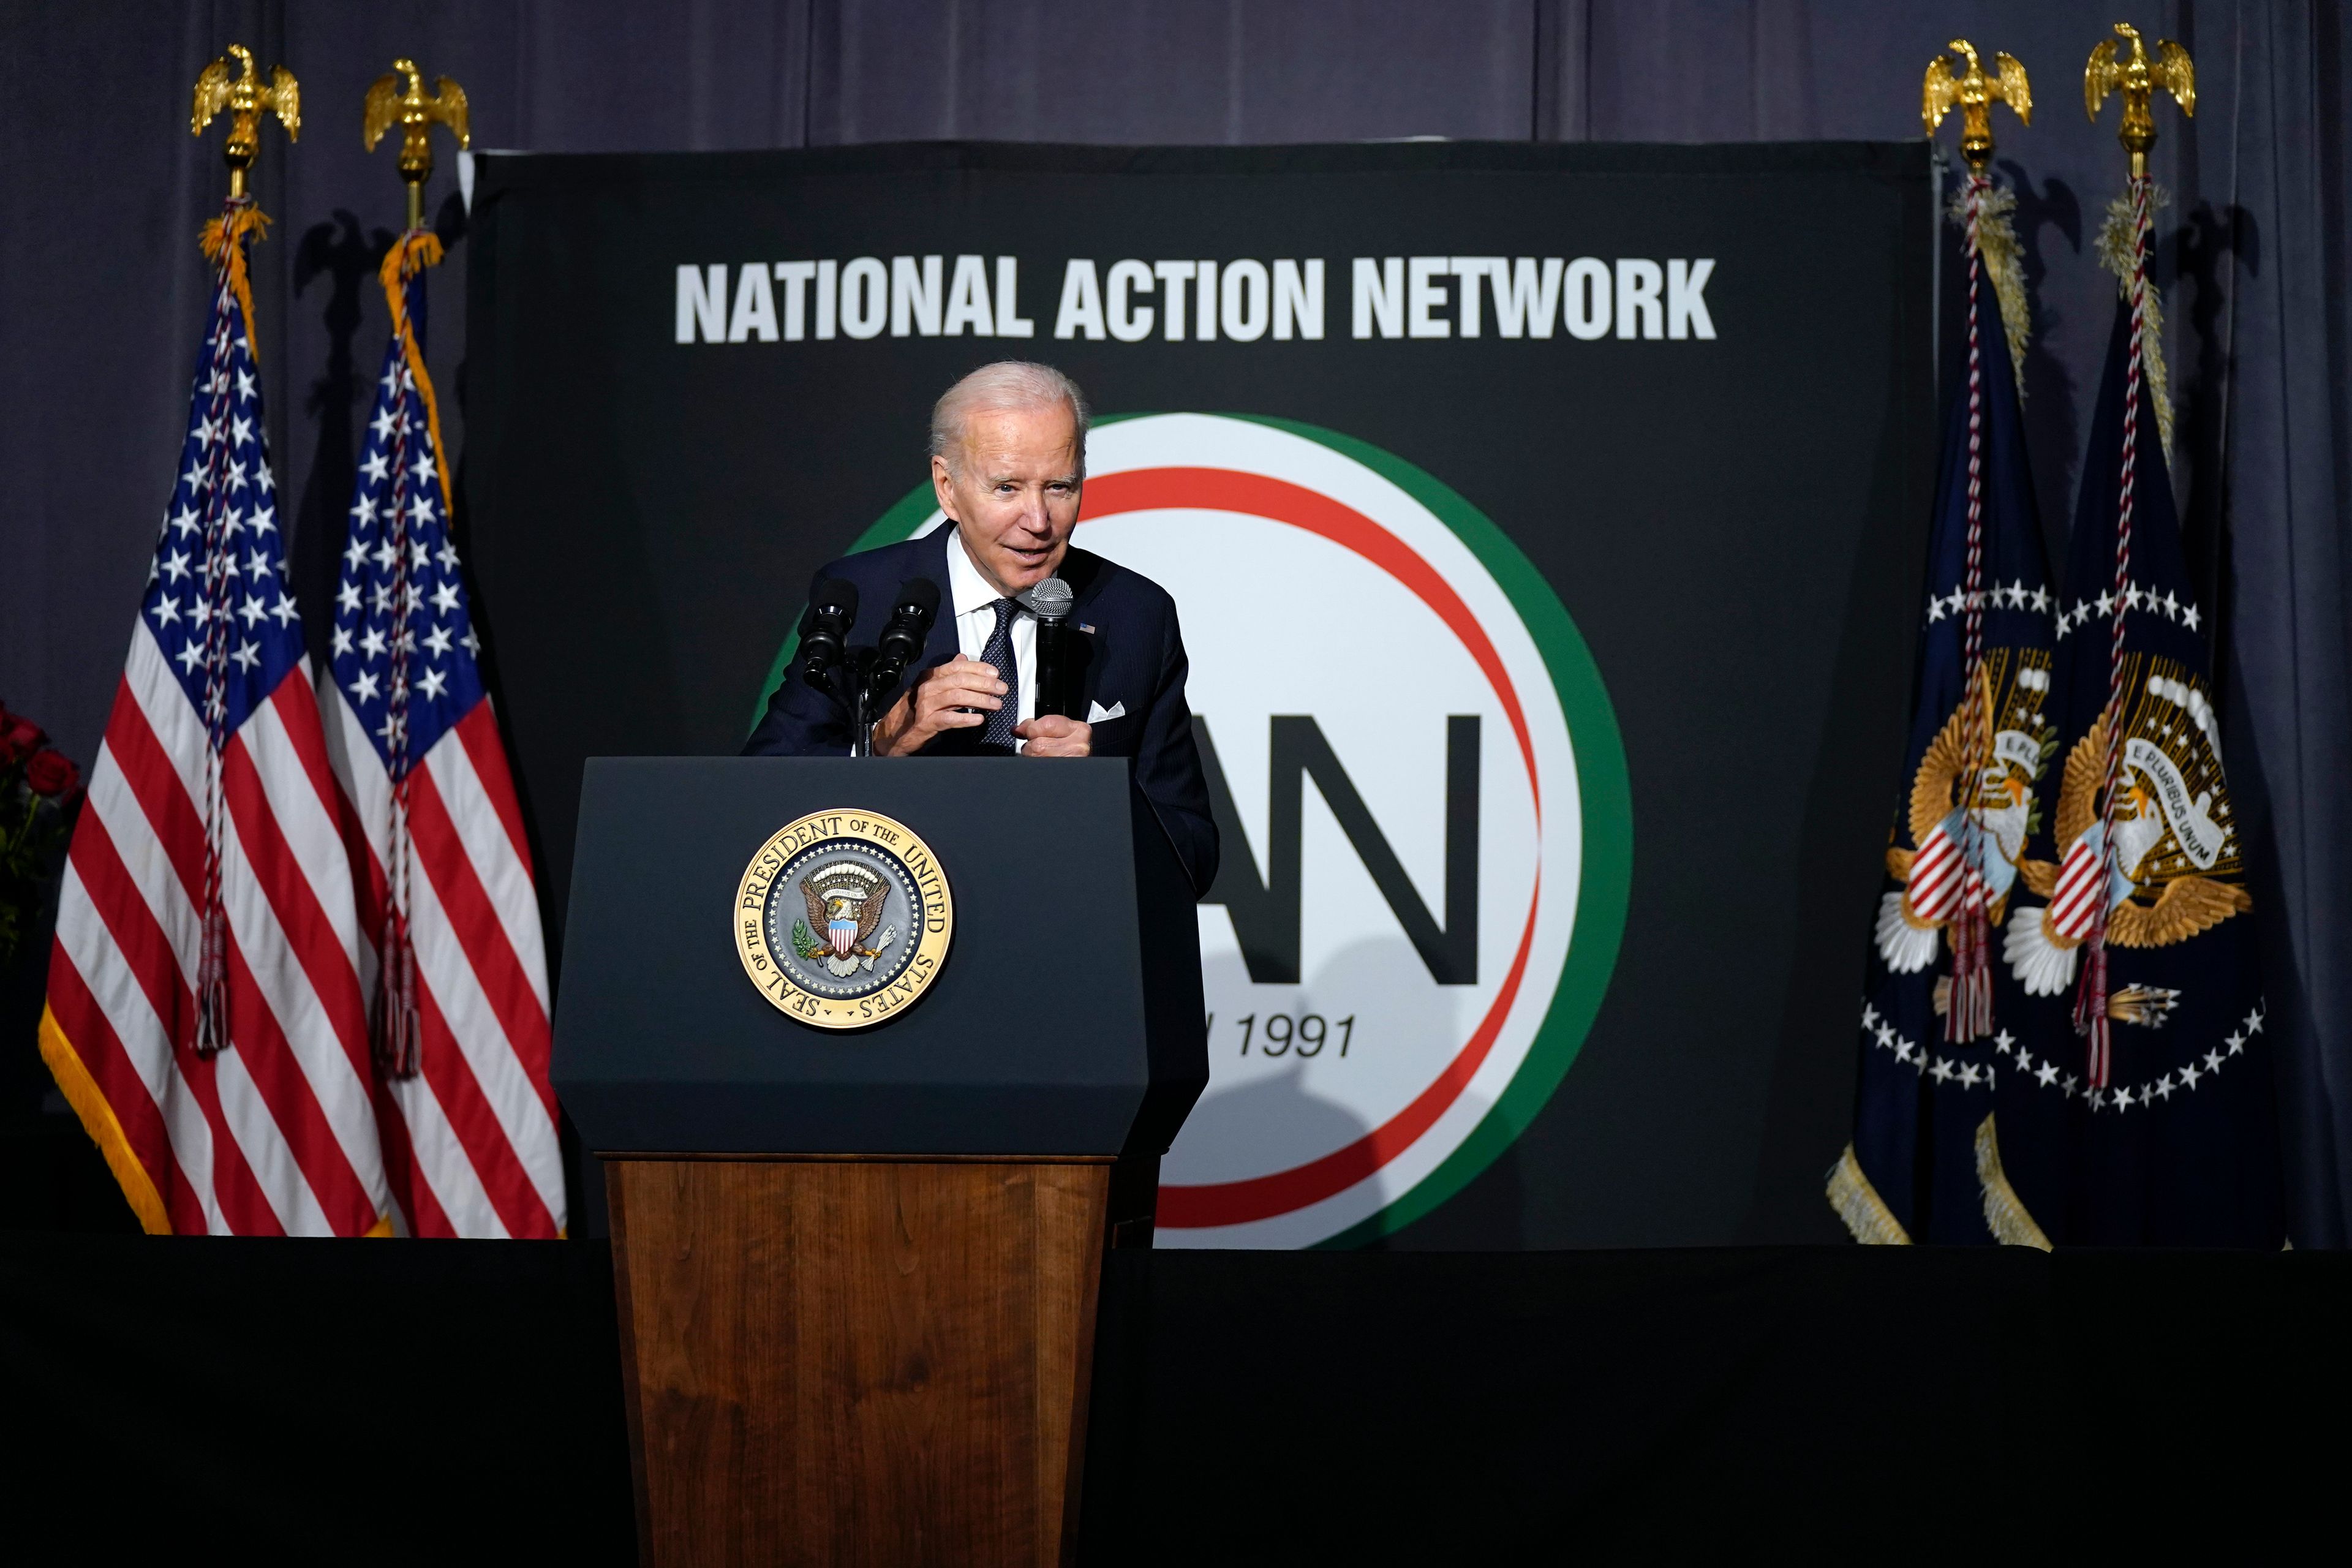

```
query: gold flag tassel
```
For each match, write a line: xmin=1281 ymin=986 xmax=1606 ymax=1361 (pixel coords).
xmin=1923 ymin=40 xmax=2030 ymax=1044
xmin=188 ymin=46 xmax=297 ymax=1061
xmin=1973 ymin=1117 xmax=2054 ymax=1250
xmin=363 ymin=62 xmax=468 ymax=1076
xmin=197 ymin=207 xmax=271 ymax=358
xmin=1827 ymin=1144 xmax=1912 ymax=1245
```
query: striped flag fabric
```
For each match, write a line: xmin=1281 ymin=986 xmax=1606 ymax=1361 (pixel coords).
xmin=40 ymin=205 xmax=394 ymax=1235
xmin=317 ymin=232 xmax=565 ymax=1238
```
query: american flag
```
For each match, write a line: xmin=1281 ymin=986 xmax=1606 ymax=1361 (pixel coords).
xmin=42 ymin=208 xmax=394 ymax=1235
xmin=317 ymin=234 xmax=565 ymax=1238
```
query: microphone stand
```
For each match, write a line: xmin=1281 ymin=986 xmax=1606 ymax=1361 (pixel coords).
xmin=842 ymin=647 xmax=878 ymax=756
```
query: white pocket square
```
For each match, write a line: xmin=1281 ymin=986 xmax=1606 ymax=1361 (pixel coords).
xmin=1086 ymin=699 xmax=1126 ymax=724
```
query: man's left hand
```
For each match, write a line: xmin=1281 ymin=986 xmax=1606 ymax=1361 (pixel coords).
xmin=1014 ymin=716 xmax=1092 ymax=758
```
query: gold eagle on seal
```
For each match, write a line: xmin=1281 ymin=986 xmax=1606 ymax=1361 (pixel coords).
xmin=1876 ymin=670 xmax=2044 ymax=976
xmin=797 ymin=867 xmax=894 ymax=978
xmin=2002 ymin=712 xmax=2250 ymax=1017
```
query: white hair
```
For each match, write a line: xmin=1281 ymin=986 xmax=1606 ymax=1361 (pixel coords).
xmin=929 ymin=361 xmax=1090 ymax=476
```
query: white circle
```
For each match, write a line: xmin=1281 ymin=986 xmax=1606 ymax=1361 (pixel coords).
xmin=922 ymin=415 xmax=1584 ymax=1247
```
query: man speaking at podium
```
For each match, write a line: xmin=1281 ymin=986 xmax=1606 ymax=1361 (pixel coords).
xmin=744 ymin=361 xmax=1219 ymax=893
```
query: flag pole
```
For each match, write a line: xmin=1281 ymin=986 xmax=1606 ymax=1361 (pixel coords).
xmin=2077 ymin=24 xmax=2193 ymax=1086
xmin=184 ymin=47 xmax=298 ymax=1060
xmin=1921 ymin=40 xmax=2030 ymax=1044
xmin=359 ymin=61 xmax=472 ymax=1077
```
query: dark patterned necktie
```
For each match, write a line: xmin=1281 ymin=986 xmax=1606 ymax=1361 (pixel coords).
xmin=979 ymin=597 xmax=1019 ymax=749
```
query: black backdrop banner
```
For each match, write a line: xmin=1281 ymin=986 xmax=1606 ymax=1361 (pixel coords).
xmin=466 ymin=141 xmax=1932 ymax=1247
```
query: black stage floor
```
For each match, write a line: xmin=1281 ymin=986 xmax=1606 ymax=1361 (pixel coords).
xmin=6 ymin=1235 xmax=2344 ymax=1561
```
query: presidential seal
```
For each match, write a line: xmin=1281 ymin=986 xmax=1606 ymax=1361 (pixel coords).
xmin=2003 ymin=652 xmax=2250 ymax=1014
xmin=734 ymin=808 xmax=953 ymax=1030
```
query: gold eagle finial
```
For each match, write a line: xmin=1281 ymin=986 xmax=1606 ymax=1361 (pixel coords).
xmin=2086 ymin=23 xmax=2195 ymax=178
xmin=364 ymin=58 xmax=472 ymax=232
xmin=191 ymin=44 xmax=300 ymax=201
xmin=1923 ymin=40 xmax=2031 ymax=171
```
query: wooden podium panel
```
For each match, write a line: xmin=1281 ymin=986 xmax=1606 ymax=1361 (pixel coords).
xmin=559 ymin=765 xmax=1203 ymax=1561
xmin=607 ymin=1156 xmax=1113 ymax=1567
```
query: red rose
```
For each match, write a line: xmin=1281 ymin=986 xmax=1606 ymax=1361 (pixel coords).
xmin=0 ymin=709 xmax=43 ymax=767
xmin=24 ymin=748 xmax=78 ymax=798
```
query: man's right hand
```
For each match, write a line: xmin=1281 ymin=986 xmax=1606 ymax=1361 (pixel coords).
xmin=870 ymin=657 xmax=1006 ymax=756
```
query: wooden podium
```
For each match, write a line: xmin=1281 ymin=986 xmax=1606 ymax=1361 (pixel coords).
xmin=554 ymin=759 xmax=1206 ymax=1567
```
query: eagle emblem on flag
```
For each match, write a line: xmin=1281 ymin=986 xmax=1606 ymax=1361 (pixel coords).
xmin=1875 ymin=655 xmax=2056 ymax=975
xmin=793 ymin=861 xmax=898 ymax=976
xmin=2003 ymin=654 xmax=2250 ymax=1009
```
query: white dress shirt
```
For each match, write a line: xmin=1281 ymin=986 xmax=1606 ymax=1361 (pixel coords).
xmin=944 ymin=526 xmax=1037 ymax=746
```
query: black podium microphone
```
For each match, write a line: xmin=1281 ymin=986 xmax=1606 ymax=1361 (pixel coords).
xmin=799 ymin=577 xmax=859 ymax=692
xmin=1017 ymin=576 xmax=1074 ymax=718
xmin=867 ymin=576 xmax=941 ymax=703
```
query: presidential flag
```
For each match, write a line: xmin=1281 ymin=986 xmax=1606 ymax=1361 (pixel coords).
xmin=317 ymin=232 xmax=565 ymax=1237
xmin=39 ymin=205 xmax=393 ymax=1235
xmin=1988 ymin=179 xmax=2282 ymax=1246
xmin=1831 ymin=172 xmax=2060 ymax=1245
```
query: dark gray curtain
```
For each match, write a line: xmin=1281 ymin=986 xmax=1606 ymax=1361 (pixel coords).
xmin=4 ymin=1 xmax=2346 ymax=1242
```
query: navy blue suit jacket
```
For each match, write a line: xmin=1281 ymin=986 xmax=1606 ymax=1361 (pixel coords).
xmin=742 ymin=528 xmax=1220 ymax=894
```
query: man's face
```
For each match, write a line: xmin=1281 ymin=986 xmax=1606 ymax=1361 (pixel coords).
xmin=932 ymin=402 xmax=1083 ymax=596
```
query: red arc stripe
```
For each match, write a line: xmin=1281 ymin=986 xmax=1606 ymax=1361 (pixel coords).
xmin=1079 ymin=467 xmax=1551 ymax=1229
xmin=1158 ymin=876 xmax=1542 ymax=1229
xmin=1078 ymin=467 xmax=1541 ymax=813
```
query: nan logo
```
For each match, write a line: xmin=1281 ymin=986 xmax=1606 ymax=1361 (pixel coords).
xmin=821 ymin=413 xmax=1632 ymax=1246
xmin=734 ymin=808 xmax=954 ymax=1030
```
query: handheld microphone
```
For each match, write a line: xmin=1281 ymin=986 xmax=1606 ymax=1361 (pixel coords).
xmin=1017 ymin=576 xmax=1074 ymax=719
xmin=799 ymin=578 xmax=859 ymax=693
xmin=866 ymin=576 xmax=941 ymax=704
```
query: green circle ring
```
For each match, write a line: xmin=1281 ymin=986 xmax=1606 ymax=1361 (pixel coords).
xmin=750 ymin=413 xmax=1632 ymax=1248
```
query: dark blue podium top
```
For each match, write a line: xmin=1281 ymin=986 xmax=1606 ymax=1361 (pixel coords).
xmin=551 ymin=756 xmax=1207 ymax=1156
